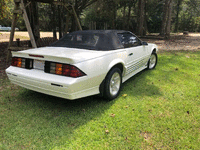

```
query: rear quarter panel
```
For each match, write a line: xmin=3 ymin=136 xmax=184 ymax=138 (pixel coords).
xmin=74 ymin=49 xmax=127 ymax=89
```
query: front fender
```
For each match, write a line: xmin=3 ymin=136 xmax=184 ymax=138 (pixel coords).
xmin=148 ymin=43 xmax=158 ymax=54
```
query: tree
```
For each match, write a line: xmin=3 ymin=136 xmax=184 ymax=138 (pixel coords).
xmin=174 ymin=0 xmax=183 ymax=32
xmin=0 ymin=0 xmax=14 ymax=26
xmin=160 ymin=0 xmax=173 ymax=38
xmin=165 ymin=0 xmax=173 ymax=38
xmin=179 ymin=0 xmax=200 ymax=32
xmin=137 ymin=0 xmax=145 ymax=36
xmin=69 ymin=0 xmax=99 ymax=31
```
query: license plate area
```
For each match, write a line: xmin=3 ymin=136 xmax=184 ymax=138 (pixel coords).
xmin=34 ymin=60 xmax=45 ymax=70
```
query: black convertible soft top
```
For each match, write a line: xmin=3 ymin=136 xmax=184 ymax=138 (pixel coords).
xmin=50 ymin=30 xmax=128 ymax=51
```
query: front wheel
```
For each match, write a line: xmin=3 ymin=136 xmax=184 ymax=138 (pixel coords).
xmin=147 ymin=53 xmax=157 ymax=70
xmin=103 ymin=68 xmax=122 ymax=100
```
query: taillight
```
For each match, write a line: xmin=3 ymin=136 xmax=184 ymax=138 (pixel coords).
xmin=11 ymin=57 xmax=33 ymax=69
xmin=11 ymin=57 xmax=19 ymax=66
xmin=56 ymin=64 xmax=62 ymax=75
xmin=12 ymin=57 xmax=23 ymax=68
xmin=63 ymin=64 xmax=70 ymax=76
xmin=63 ymin=65 xmax=84 ymax=77
xmin=46 ymin=62 xmax=85 ymax=78
xmin=69 ymin=66 xmax=84 ymax=78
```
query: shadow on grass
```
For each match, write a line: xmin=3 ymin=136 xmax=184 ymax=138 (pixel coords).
xmin=18 ymin=88 xmax=114 ymax=123
xmin=122 ymin=69 xmax=162 ymax=97
xmin=7 ymin=88 xmax=115 ymax=148
xmin=3 ymin=67 xmax=162 ymax=148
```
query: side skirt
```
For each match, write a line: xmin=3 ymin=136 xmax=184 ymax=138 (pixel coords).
xmin=122 ymin=65 xmax=147 ymax=83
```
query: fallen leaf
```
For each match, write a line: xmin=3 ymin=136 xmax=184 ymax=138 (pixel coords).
xmin=122 ymin=94 xmax=128 ymax=97
xmin=125 ymin=106 xmax=128 ymax=108
xmin=105 ymin=130 xmax=109 ymax=133
xmin=110 ymin=113 xmax=115 ymax=117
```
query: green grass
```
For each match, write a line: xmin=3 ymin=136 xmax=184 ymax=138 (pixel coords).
xmin=0 ymin=51 xmax=200 ymax=150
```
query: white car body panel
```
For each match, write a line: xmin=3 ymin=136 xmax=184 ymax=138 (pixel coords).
xmin=6 ymin=34 xmax=158 ymax=100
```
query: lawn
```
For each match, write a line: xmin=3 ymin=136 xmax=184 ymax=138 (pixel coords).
xmin=0 ymin=51 xmax=200 ymax=150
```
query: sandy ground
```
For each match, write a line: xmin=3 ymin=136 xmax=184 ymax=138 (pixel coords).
xmin=0 ymin=31 xmax=200 ymax=51
xmin=0 ymin=31 xmax=60 ymax=42
xmin=141 ymin=33 xmax=200 ymax=51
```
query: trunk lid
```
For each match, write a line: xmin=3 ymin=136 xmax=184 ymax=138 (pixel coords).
xmin=12 ymin=47 xmax=112 ymax=64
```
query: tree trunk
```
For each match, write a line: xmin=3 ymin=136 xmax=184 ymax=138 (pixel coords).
xmin=51 ymin=3 xmax=57 ymax=40
xmin=127 ymin=4 xmax=131 ymax=30
xmin=137 ymin=0 xmax=145 ymax=36
xmin=123 ymin=5 xmax=126 ymax=30
xmin=143 ymin=14 xmax=148 ymax=35
xmin=165 ymin=0 xmax=173 ymax=39
xmin=30 ymin=0 xmax=40 ymax=42
xmin=71 ymin=0 xmax=78 ymax=32
xmin=160 ymin=0 xmax=169 ymax=36
xmin=143 ymin=0 xmax=148 ymax=35
xmin=65 ymin=12 xmax=70 ymax=34
xmin=58 ymin=0 xmax=62 ymax=39
xmin=112 ymin=1 xmax=116 ymax=29
xmin=174 ymin=0 xmax=183 ymax=32
xmin=71 ymin=16 xmax=76 ymax=32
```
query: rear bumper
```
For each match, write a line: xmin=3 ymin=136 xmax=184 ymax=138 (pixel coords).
xmin=6 ymin=66 xmax=100 ymax=100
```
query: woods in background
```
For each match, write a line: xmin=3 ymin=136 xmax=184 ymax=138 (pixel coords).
xmin=0 ymin=0 xmax=200 ymax=39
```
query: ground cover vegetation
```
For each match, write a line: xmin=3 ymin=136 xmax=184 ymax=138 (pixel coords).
xmin=0 ymin=51 xmax=199 ymax=149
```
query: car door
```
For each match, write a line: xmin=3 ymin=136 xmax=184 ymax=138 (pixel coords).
xmin=117 ymin=32 xmax=147 ymax=75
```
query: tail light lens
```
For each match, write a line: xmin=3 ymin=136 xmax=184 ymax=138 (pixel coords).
xmin=45 ymin=61 xmax=86 ymax=78
xmin=56 ymin=64 xmax=62 ymax=75
xmin=11 ymin=57 xmax=20 ymax=67
xmin=11 ymin=57 xmax=23 ymax=68
xmin=11 ymin=57 xmax=33 ymax=69
xmin=69 ymin=66 xmax=84 ymax=78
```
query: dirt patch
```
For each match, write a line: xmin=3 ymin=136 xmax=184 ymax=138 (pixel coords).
xmin=140 ymin=33 xmax=200 ymax=51
xmin=0 ymin=31 xmax=59 ymax=42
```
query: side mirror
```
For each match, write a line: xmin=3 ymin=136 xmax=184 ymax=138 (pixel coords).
xmin=142 ymin=41 xmax=148 ymax=45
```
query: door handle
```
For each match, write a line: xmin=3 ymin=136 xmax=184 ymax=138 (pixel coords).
xmin=128 ymin=53 xmax=133 ymax=56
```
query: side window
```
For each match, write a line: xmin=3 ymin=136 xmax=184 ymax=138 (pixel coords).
xmin=117 ymin=32 xmax=141 ymax=48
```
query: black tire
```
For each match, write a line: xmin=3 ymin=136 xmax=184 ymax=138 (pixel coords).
xmin=103 ymin=68 xmax=122 ymax=100
xmin=147 ymin=52 xmax=157 ymax=70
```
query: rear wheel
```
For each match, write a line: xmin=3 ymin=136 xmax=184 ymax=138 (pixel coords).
xmin=147 ymin=53 xmax=157 ymax=69
xmin=103 ymin=68 xmax=122 ymax=100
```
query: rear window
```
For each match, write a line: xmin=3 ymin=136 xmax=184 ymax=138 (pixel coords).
xmin=51 ymin=33 xmax=100 ymax=50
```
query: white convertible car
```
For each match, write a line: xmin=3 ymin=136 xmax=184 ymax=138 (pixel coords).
xmin=6 ymin=30 xmax=158 ymax=100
